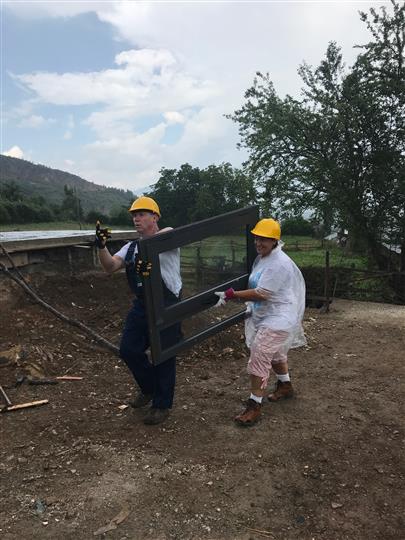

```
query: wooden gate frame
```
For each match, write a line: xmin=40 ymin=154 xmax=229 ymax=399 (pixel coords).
xmin=138 ymin=206 xmax=259 ymax=365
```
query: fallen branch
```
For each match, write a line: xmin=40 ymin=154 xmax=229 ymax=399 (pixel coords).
xmin=1 ymin=399 xmax=49 ymax=413
xmin=0 ymin=384 xmax=12 ymax=407
xmin=245 ymin=526 xmax=275 ymax=538
xmin=0 ymin=260 xmax=119 ymax=356
xmin=0 ymin=242 xmax=28 ymax=283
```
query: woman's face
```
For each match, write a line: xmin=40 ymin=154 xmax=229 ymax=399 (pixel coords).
xmin=254 ymin=235 xmax=277 ymax=257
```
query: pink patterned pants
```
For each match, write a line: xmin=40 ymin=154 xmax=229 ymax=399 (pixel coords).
xmin=247 ymin=327 xmax=290 ymax=389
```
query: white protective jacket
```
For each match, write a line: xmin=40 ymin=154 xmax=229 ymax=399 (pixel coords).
xmin=245 ymin=243 xmax=307 ymax=351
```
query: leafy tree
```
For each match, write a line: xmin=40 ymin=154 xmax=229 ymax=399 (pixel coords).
xmin=86 ymin=209 xmax=110 ymax=225
xmin=282 ymin=216 xmax=315 ymax=236
xmin=148 ymin=163 xmax=256 ymax=227
xmin=0 ymin=186 xmax=56 ymax=224
xmin=229 ymin=0 xmax=405 ymax=270
xmin=109 ymin=205 xmax=133 ymax=226
xmin=0 ymin=201 xmax=11 ymax=223
xmin=0 ymin=181 xmax=24 ymax=202
xmin=148 ymin=164 xmax=204 ymax=227
xmin=60 ymin=185 xmax=84 ymax=222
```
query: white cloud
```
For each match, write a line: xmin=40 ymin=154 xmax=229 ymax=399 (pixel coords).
xmin=74 ymin=105 xmax=243 ymax=190
xmin=2 ymin=145 xmax=24 ymax=159
xmin=63 ymin=115 xmax=75 ymax=140
xmin=96 ymin=1 xmax=386 ymax=98
xmin=67 ymin=114 xmax=75 ymax=130
xmin=5 ymin=0 xmax=390 ymax=191
xmin=17 ymin=114 xmax=46 ymax=128
xmin=14 ymin=45 xmax=223 ymax=170
xmin=16 ymin=48 xmax=219 ymax=110
xmin=163 ymin=111 xmax=185 ymax=125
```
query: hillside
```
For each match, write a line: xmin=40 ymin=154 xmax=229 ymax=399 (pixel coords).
xmin=0 ymin=155 xmax=136 ymax=214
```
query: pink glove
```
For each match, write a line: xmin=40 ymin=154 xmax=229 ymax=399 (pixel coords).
xmin=224 ymin=288 xmax=236 ymax=300
xmin=214 ymin=288 xmax=235 ymax=307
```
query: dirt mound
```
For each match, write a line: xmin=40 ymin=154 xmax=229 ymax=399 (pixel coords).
xmin=0 ymin=273 xmax=404 ymax=539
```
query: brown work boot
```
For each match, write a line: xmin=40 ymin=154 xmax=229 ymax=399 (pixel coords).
xmin=129 ymin=392 xmax=153 ymax=409
xmin=268 ymin=380 xmax=294 ymax=402
xmin=143 ymin=408 xmax=170 ymax=425
xmin=234 ymin=399 xmax=262 ymax=426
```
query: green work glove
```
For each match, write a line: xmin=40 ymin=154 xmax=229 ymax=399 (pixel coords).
xmin=95 ymin=220 xmax=111 ymax=249
xmin=135 ymin=259 xmax=152 ymax=277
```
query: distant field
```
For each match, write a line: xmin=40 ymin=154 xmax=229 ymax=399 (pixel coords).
xmin=181 ymin=234 xmax=368 ymax=270
xmin=286 ymin=245 xmax=368 ymax=269
xmin=0 ymin=224 xmax=368 ymax=270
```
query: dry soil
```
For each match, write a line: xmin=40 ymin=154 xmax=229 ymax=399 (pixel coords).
xmin=0 ymin=272 xmax=404 ymax=540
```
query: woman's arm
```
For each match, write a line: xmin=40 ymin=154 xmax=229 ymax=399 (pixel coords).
xmin=233 ymin=288 xmax=271 ymax=302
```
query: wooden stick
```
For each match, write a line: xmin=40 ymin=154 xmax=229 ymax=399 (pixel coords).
xmin=0 ymin=384 xmax=12 ymax=406
xmin=245 ymin=526 xmax=275 ymax=538
xmin=56 ymin=376 xmax=83 ymax=381
xmin=0 ymin=258 xmax=119 ymax=356
xmin=0 ymin=242 xmax=29 ymax=284
xmin=1 ymin=399 xmax=49 ymax=413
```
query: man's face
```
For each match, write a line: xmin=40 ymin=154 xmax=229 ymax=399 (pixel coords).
xmin=254 ymin=235 xmax=277 ymax=257
xmin=131 ymin=210 xmax=158 ymax=236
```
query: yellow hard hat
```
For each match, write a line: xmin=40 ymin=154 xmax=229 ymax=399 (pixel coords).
xmin=128 ymin=196 xmax=161 ymax=217
xmin=251 ymin=218 xmax=281 ymax=240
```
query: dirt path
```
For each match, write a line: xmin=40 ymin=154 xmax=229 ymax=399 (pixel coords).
xmin=0 ymin=274 xmax=404 ymax=539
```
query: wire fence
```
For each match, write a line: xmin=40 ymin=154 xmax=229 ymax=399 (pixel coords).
xmin=180 ymin=240 xmax=404 ymax=305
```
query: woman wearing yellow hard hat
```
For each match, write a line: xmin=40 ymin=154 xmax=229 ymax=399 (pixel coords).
xmin=214 ymin=217 xmax=306 ymax=426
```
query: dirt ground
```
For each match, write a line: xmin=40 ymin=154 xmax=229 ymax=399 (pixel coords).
xmin=0 ymin=272 xmax=404 ymax=540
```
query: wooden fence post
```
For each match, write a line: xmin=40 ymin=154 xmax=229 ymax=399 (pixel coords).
xmin=196 ymin=246 xmax=202 ymax=287
xmin=324 ymin=250 xmax=330 ymax=312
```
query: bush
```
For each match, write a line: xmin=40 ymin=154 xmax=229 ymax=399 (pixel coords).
xmin=109 ymin=206 xmax=132 ymax=226
xmin=0 ymin=201 xmax=11 ymax=224
xmin=86 ymin=210 xmax=110 ymax=225
xmin=282 ymin=217 xmax=314 ymax=236
xmin=1 ymin=200 xmax=56 ymax=224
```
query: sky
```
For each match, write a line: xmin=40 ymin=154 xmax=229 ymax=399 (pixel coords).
xmin=1 ymin=0 xmax=390 ymax=193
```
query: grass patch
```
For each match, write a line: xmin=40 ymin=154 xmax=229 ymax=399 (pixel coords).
xmin=0 ymin=225 xmax=369 ymax=271
xmin=287 ymin=246 xmax=368 ymax=269
xmin=181 ymin=235 xmax=246 ymax=264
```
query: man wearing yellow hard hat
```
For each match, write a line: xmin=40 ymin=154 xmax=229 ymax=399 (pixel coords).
xmin=215 ymin=218 xmax=306 ymax=426
xmin=95 ymin=196 xmax=182 ymax=425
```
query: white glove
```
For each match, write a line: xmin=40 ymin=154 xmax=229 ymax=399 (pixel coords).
xmin=214 ymin=291 xmax=226 ymax=308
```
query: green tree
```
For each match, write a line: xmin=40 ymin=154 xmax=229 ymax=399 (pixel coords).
xmin=0 ymin=181 xmax=24 ymax=202
xmin=148 ymin=163 xmax=256 ymax=227
xmin=0 ymin=201 xmax=11 ymax=223
xmin=229 ymin=0 xmax=405 ymax=270
xmin=282 ymin=216 xmax=315 ymax=236
xmin=109 ymin=205 xmax=133 ymax=226
xmin=60 ymin=185 xmax=84 ymax=222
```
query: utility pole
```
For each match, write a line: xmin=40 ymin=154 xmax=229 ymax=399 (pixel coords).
xmin=74 ymin=187 xmax=82 ymax=230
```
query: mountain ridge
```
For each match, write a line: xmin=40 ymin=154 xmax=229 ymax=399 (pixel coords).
xmin=0 ymin=155 xmax=140 ymax=214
